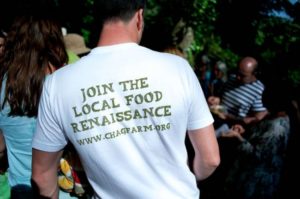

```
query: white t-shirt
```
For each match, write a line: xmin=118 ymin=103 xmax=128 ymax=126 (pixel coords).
xmin=32 ymin=43 xmax=213 ymax=199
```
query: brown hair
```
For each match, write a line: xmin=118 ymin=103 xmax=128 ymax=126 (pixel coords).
xmin=0 ymin=15 xmax=68 ymax=117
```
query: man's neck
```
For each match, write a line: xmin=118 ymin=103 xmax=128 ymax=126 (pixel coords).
xmin=97 ymin=21 xmax=139 ymax=46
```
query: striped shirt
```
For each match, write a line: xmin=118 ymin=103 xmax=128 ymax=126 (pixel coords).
xmin=221 ymin=75 xmax=266 ymax=118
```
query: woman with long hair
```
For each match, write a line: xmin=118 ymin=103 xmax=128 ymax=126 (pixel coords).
xmin=0 ymin=15 xmax=68 ymax=198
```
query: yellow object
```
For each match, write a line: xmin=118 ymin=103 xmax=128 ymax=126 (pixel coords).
xmin=58 ymin=158 xmax=85 ymax=196
xmin=67 ymin=50 xmax=80 ymax=64
xmin=58 ymin=158 xmax=74 ymax=192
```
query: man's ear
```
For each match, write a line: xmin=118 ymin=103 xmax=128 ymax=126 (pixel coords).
xmin=136 ymin=9 xmax=144 ymax=32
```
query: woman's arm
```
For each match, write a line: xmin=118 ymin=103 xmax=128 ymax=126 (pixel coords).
xmin=0 ymin=131 xmax=5 ymax=159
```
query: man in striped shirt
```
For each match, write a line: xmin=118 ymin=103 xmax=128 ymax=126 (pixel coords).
xmin=208 ymin=57 xmax=268 ymax=125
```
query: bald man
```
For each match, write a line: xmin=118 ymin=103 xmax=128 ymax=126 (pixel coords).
xmin=208 ymin=56 xmax=268 ymax=125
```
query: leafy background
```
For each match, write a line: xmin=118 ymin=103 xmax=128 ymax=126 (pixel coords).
xmin=1 ymin=0 xmax=300 ymax=97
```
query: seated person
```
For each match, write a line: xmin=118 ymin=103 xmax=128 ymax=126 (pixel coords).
xmin=220 ymin=80 xmax=291 ymax=199
xmin=208 ymin=56 xmax=268 ymax=126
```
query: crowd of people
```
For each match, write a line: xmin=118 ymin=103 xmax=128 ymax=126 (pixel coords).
xmin=192 ymin=54 xmax=298 ymax=199
xmin=0 ymin=0 xmax=298 ymax=199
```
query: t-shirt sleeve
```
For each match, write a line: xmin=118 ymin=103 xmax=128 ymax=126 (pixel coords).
xmin=252 ymin=95 xmax=267 ymax=112
xmin=32 ymin=75 xmax=68 ymax=152
xmin=186 ymin=65 xmax=214 ymax=130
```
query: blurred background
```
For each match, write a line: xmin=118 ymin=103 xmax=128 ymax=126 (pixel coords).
xmin=1 ymin=0 xmax=300 ymax=97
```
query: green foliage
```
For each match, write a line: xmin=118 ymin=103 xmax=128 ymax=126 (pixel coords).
xmin=254 ymin=16 xmax=300 ymax=58
xmin=187 ymin=0 xmax=217 ymax=48
xmin=253 ymin=16 xmax=300 ymax=87
xmin=189 ymin=0 xmax=241 ymax=69
xmin=184 ymin=35 xmax=239 ymax=69
xmin=144 ymin=0 xmax=162 ymax=24
xmin=49 ymin=0 xmax=300 ymax=89
xmin=288 ymin=69 xmax=300 ymax=88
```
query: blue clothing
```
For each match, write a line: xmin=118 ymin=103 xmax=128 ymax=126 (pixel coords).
xmin=0 ymin=78 xmax=79 ymax=198
xmin=0 ymin=78 xmax=36 ymax=187
xmin=221 ymin=75 xmax=266 ymax=118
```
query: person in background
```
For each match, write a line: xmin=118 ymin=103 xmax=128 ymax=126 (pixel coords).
xmin=31 ymin=0 xmax=220 ymax=198
xmin=0 ymin=15 xmax=69 ymax=198
xmin=61 ymin=28 xmax=80 ymax=64
xmin=210 ymin=61 xmax=228 ymax=97
xmin=64 ymin=33 xmax=91 ymax=58
xmin=0 ymin=30 xmax=6 ymax=55
xmin=0 ymin=131 xmax=10 ymax=199
xmin=66 ymin=50 xmax=80 ymax=64
xmin=222 ymin=80 xmax=291 ymax=199
xmin=163 ymin=45 xmax=185 ymax=58
xmin=208 ymin=56 xmax=268 ymax=126
xmin=200 ymin=57 xmax=267 ymax=199
xmin=0 ymin=29 xmax=10 ymax=199
xmin=194 ymin=53 xmax=212 ymax=98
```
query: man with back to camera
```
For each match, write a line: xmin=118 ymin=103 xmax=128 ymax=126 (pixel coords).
xmin=31 ymin=1 xmax=220 ymax=198
xmin=208 ymin=56 xmax=268 ymax=126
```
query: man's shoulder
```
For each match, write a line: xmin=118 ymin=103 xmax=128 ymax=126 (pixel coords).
xmin=254 ymin=79 xmax=265 ymax=87
xmin=247 ymin=79 xmax=265 ymax=92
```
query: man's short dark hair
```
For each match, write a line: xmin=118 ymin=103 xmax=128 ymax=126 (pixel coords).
xmin=94 ymin=0 xmax=146 ymax=23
